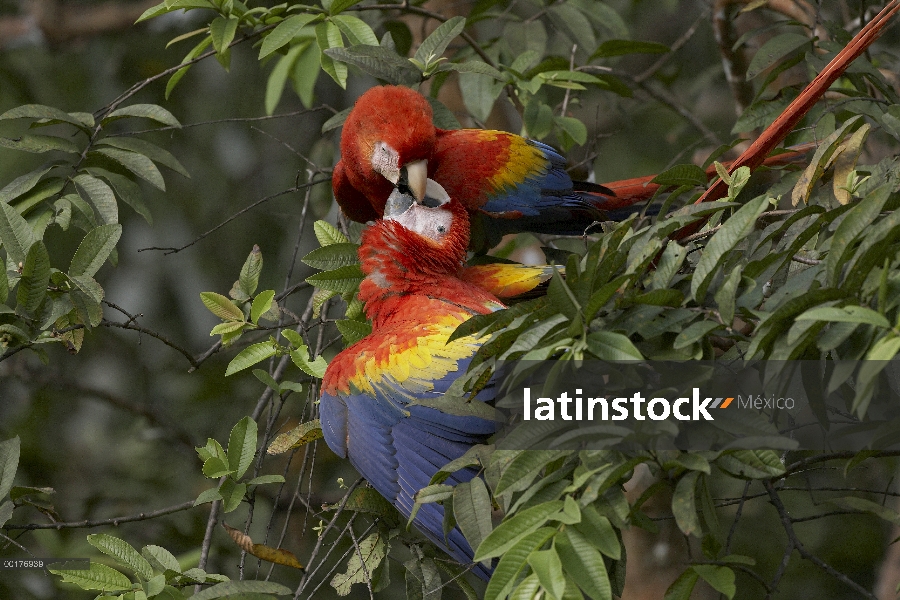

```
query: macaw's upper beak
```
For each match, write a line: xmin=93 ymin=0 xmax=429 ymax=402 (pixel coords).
xmin=394 ymin=159 xmax=427 ymax=204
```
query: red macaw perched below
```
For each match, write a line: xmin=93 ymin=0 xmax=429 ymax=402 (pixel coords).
xmin=320 ymin=182 xmax=513 ymax=578
xmin=333 ymin=85 xmax=629 ymax=250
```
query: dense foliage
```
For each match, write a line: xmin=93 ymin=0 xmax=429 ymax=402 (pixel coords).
xmin=2 ymin=1 xmax=900 ymax=599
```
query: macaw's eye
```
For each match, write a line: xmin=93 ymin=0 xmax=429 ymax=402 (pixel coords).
xmin=437 ymin=225 xmax=447 ymax=234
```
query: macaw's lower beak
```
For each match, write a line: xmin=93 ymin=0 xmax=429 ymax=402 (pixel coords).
xmin=384 ymin=187 xmax=415 ymax=218
xmin=399 ymin=159 xmax=427 ymax=204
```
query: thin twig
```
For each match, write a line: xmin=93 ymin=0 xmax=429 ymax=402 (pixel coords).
xmin=4 ymin=500 xmax=195 ymax=531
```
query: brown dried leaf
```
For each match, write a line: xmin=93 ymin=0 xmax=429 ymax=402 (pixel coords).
xmin=833 ymin=123 xmax=871 ymax=204
xmin=223 ymin=523 xmax=305 ymax=570
xmin=267 ymin=420 xmax=323 ymax=454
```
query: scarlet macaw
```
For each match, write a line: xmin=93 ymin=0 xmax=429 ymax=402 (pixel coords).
xmin=320 ymin=181 xmax=519 ymax=577
xmin=333 ymin=85 xmax=632 ymax=250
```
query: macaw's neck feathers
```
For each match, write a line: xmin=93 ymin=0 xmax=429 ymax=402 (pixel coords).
xmin=358 ymin=199 xmax=468 ymax=283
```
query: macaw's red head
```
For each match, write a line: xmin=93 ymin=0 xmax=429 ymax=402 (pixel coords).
xmin=358 ymin=179 xmax=468 ymax=297
xmin=339 ymin=86 xmax=437 ymax=217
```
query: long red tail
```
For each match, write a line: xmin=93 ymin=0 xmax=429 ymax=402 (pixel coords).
xmin=672 ymin=0 xmax=900 ymax=241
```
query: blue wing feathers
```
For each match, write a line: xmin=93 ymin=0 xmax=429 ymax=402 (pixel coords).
xmin=320 ymin=378 xmax=498 ymax=579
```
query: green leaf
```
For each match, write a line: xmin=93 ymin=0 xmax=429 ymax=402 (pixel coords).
xmin=673 ymin=321 xmax=720 ymax=350
xmin=142 ymin=545 xmax=181 ymax=574
xmin=9 ymin=177 xmax=65 ymax=217
xmin=194 ymin=486 xmax=223 ymax=506
xmin=672 ymin=471 xmax=701 ymax=536
xmin=496 ymin=450 xmax=566 ymax=496
xmin=329 ymin=0 xmax=363 ymax=14
xmin=0 ymin=500 xmax=13 ymax=528
xmin=528 ymin=548 xmax=565 ymax=600
xmin=484 ymin=528 xmax=556 ymax=600
xmin=316 ymin=21 xmax=348 ymax=89
xmin=554 ymin=527 xmax=611 ymax=600
xmin=332 ymin=14 xmax=379 ymax=46
xmin=267 ymin=419 xmax=324 ymax=454
xmin=573 ymin=505 xmax=620 ymax=559
xmin=0 ymin=104 xmax=91 ymax=130
xmin=225 ymin=342 xmax=276 ymax=376
xmin=0 ymin=164 xmax=59 ymax=204
xmin=250 ymin=290 xmax=275 ymax=324
xmin=474 ymin=500 xmax=564 ymax=561
xmin=555 ymin=117 xmax=587 ymax=145
xmin=405 ymin=557 xmax=442 ymax=600
xmin=796 ymin=305 xmax=890 ymax=328
xmin=716 ymin=450 xmax=785 ymax=479
xmin=691 ymin=195 xmax=768 ymax=301
xmin=586 ymin=331 xmax=643 ymax=360
xmin=415 ymin=16 xmax=465 ymax=65
xmin=88 ymin=534 xmax=154 ymax=581
xmin=246 ymin=475 xmax=286 ymax=486
xmin=592 ymin=39 xmax=670 ymax=58
xmin=0 ymin=203 xmax=36 ymax=265
xmin=92 ymin=147 xmax=165 ymax=191
xmin=260 ymin=14 xmax=320 ymax=59
xmin=0 ymin=134 xmax=79 ymax=154
xmin=292 ymin=41 xmax=322 ymax=108
xmin=692 ymin=565 xmax=735 ymax=599
xmin=650 ymin=164 xmax=707 ymax=187
xmin=453 ymin=478 xmax=493 ymax=561
xmin=335 ymin=319 xmax=371 ymax=344
xmin=86 ymin=168 xmax=151 ymax=224
xmin=314 ymin=220 xmax=349 ymax=245
xmin=190 ymin=580 xmax=292 ymax=599
xmin=218 ymin=479 xmax=247 ymax=513
xmin=289 ymin=345 xmax=328 ymax=378
xmin=440 ymin=60 xmax=505 ymax=81
xmin=73 ymin=174 xmax=118 ymax=225
xmin=227 ymin=417 xmax=258 ymax=479
xmin=823 ymin=183 xmax=889 ymax=286
xmin=321 ymin=108 xmax=350 ymax=134
xmin=200 ymin=292 xmax=245 ymax=322
xmin=746 ymin=32 xmax=810 ymax=80
xmin=49 ymin=563 xmax=132 ymax=592
xmin=302 ymin=242 xmax=360 ymax=270
xmin=0 ymin=436 xmax=21 ymax=500
xmin=548 ymin=3 xmax=595 ymax=51
xmin=267 ymin=43 xmax=306 ymax=115
xmin=95 ymin=138 xmax=189 ymax=178
xmin=103 ymin=104 xmax=181 ymax=128
xmin=306 ymin=264 xmax=364 ymax=293
xmin=69 ymin=224 xmax=122 ymax=278
xmin=459 ymin=69 xmax=503 ymax=122
xmin=325 ymin=45 xmax=422 ymax=85
xmin=69 ymin=274 xmax=105 ymax=327
xmin=238 ymin=245 xmax=262 ymax=298
xmin=330 ymin=531 xmax=387 ymax=596
xmin=664 ymin=569 xmax=699 ymax=600
xmin=828 ymin=496 xmax=900 ymax=525
xmin=16 ymin=241 xmax=50 ymax=316
xmin=210 ymin=15 xmax=239 ymax=57
xmin=202 ymin=456 xmax=232 ymax=478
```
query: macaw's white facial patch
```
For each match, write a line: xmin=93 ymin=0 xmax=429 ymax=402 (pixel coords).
xmin=371 ymin=141 xmax=400 ymax=184
xmin=386 ymin=202 xmax=453 ymax=243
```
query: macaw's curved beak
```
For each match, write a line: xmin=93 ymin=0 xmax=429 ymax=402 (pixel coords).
xmin=395 ymin=159 xmax=427 ymax=204
xmin=384 ymin=186 xmax=415 ymax=218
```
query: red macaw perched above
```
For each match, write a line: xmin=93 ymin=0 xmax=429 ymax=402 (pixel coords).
xmin=333 ymin=85 xmax=628 ymax=250
xmin=320 ymin=182 xmax=509 ymax=578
